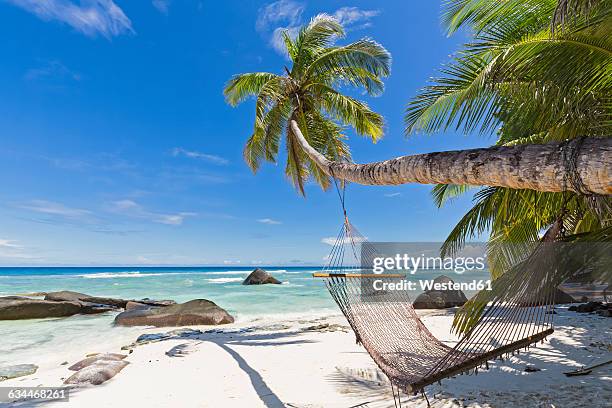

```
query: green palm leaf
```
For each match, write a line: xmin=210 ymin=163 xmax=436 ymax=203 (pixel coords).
xmin=225 ymin=14 xmax=390 ymax=194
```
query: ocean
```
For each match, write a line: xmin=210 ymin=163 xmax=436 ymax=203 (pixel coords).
xmin=0 ymin=266 xmax=490 ymax=369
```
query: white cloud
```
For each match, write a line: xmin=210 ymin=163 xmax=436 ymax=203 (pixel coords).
xmin=223 ymin=259 xmax=241 ymax=264
xmin=321 ymin=236 xmax=367 ymax=246
xmin=270 ymin=25 xmax=300 ymax=54
xmin=333 ymin=7 xmax=379 ymax=30
xmin=384 ymin=192 xmax=401 ymax=198
xmin=0 ymin=251 xmax=38 ymax=260
xmin=112 ymin=199 xmax=139 ymax=211
xmin=152 ymin=0 xmax=170 ymax=14
xmin=256 ymin=0 xmax=304 ymax=55
xmin=6 ymin=0 xmax=133 ymax=38
xmin=18 ymin=200 xmax=91 ymax=219
xmin=0 ymin=239 xmax=39 ymax=261
xmin=171 ymin=148 xmax=229 ymax=165
xmin=109 ymin=199 xmax=196 ymax=226
xmin=15 ymin=199 xmax=141 ymax=235
xmin=24 ymin=60 xmax=81 ymax=82
xmin=136 ymin=255 xmax=155 ymax=264
xmin=256 ymin=0 xmax=304 ymax=32
xmin=256 ymin=3 xmax=378 ymax=55
xmin=156 ymin=213 xmax=197 ymax=226
xmin=257 ymin=218 xmax=282 ymax=225
xmin=0 ymin=239 xmax=22 ymax=249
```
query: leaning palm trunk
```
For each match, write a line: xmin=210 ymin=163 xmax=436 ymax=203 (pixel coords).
xmin=290 ymin=121 xmax=611 ymax=195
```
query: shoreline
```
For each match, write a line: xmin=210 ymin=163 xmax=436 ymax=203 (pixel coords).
xmin=2 ymin=306 xmax=610 ymax=407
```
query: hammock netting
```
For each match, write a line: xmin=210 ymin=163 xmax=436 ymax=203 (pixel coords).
xmin=317 ymin=218 xmax=557 ymax=396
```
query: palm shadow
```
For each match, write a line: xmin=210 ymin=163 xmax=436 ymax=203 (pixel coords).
xmin=203 ymin=329 xmax=317 ymax=407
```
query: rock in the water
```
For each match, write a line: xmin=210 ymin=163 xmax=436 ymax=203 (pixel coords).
xmin=597 ymin=309 xmax=612 ymax=317
xmin=576 ymin=301 xmax=604 ymax=313
xmin=2 ymin=291 xmax=175 ymax=321
xmin=0 ymin=296 xmax=83 ymax=320
xmin=64 ymin=360 xmax=129 ymax=385
xmin=68 ymin=354 xmax=127 ymax=371
xmin=125 ymin=301 xmax=151 ymax=311
xmin=413 ymin=276 xmax=468 ymax=309
xmin=45 ymin=292 xmax=174 ymax=310
xmin=114 ymin=299 xmax=234 ymax=327
xmin=242 ymin=268 xmax=281 ymax=285
xmin=45 ymin=291 xmax=127 ymax=309
xmin=0 ymin=364 xmax=38 ymax=381
xmin=78 ymin=302 xmax=119 ymax=315
xmin=139 ymin=298 xmax=176 ymax=307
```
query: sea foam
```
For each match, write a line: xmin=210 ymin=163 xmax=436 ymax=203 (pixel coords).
xmin=206 ymin=277 xmax=244 ymax=284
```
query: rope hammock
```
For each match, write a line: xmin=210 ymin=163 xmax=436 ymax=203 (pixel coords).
xmin=315 ymin=177 xmax=559 ymax=404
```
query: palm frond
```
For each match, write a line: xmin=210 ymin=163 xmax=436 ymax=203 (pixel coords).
xmin=440 ymin=187 xmax=498 ymax=258
xmin=431 ymin=184 xmax=472 ymax=207
xmin=226 ymin=11 xmax=388 ymax=195
xmin=286 ymin=114 xmax=309 ymax=196
xmin=442 ymin=0 xmax=557 ymax=36
xmin=291 ymin=14 xmax=345 ymax=77
xmin=405 ymin=53 xmax=499 ymax=135
xmin=318 ymin=66 xmax=385 ymax=96
xmin=552 ymin=0 xmax=607 ymax=31
xmin=305 ymin=39 xmax=391 ymax=82
xmin=317 ymin=85 xmax=384 ymax=140
xmin=224 ymin=72 xmax=280 ymax=106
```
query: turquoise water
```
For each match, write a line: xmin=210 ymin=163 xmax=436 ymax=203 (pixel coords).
xmin=0 ymin=267 xmax=336 ymax=368
xmin=0 ymin=267 xmax=490 ymax=368
xmin=0 ymin=266 xmax=334 ymax=317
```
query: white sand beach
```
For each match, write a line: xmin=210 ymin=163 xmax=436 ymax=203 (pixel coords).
xmin=3 ymin=306 xmax=610 ymax=408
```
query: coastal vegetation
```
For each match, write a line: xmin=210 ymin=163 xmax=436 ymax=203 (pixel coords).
xmin=227 ymin=0 xmax=611 ymax=329
xmin=404 ymin=0 xmax=612 ymax=276
xmin=224 ymin=15 xmax=391 ymax=195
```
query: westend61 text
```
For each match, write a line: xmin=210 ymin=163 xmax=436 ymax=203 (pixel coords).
xmin=372 ymin=279 xmax=492 ymax=292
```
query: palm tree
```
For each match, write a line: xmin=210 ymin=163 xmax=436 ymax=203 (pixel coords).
xmin=402 ymin=0 xmax=611 ymax=278
xmin=226 ymin=9 xmax=610 ymax=197
xmin=227 ymin=2 xmax=610 ymax=333
xmin=224 ymin=14 xmax=390 ymax=196
xmin=399 ymin=0 xmax=612 ymax=331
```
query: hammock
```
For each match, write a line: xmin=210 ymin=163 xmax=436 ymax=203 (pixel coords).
xmin=314 ymin=182 xmax=558 ymax=403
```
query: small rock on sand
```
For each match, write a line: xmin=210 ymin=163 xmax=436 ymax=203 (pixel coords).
xmin=304 ymin=323 xmax=350 ymax=333
xmin=69 ymin=353 xmax=127 ymax=371
xmin=64 ymin=360 xmax=129 ymax=386
xmin=0 ymin=364 xmax=38 ymax=381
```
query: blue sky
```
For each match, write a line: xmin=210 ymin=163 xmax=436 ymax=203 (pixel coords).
xmin=0 ymin=0 xmax=491 ymax=266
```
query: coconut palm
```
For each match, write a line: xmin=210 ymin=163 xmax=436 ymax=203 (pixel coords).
xmin=399 ymin=0 xmax=612 ymax=331
xmin=224 ymin=14 xmax=390 ymax=195
xmin=403 ymin=0 xmax=612 ymax=277
xmin=239 ymin=1 xmax=611 ymax=333
xmin=225 ymin=8 xmax=610 ymax=196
